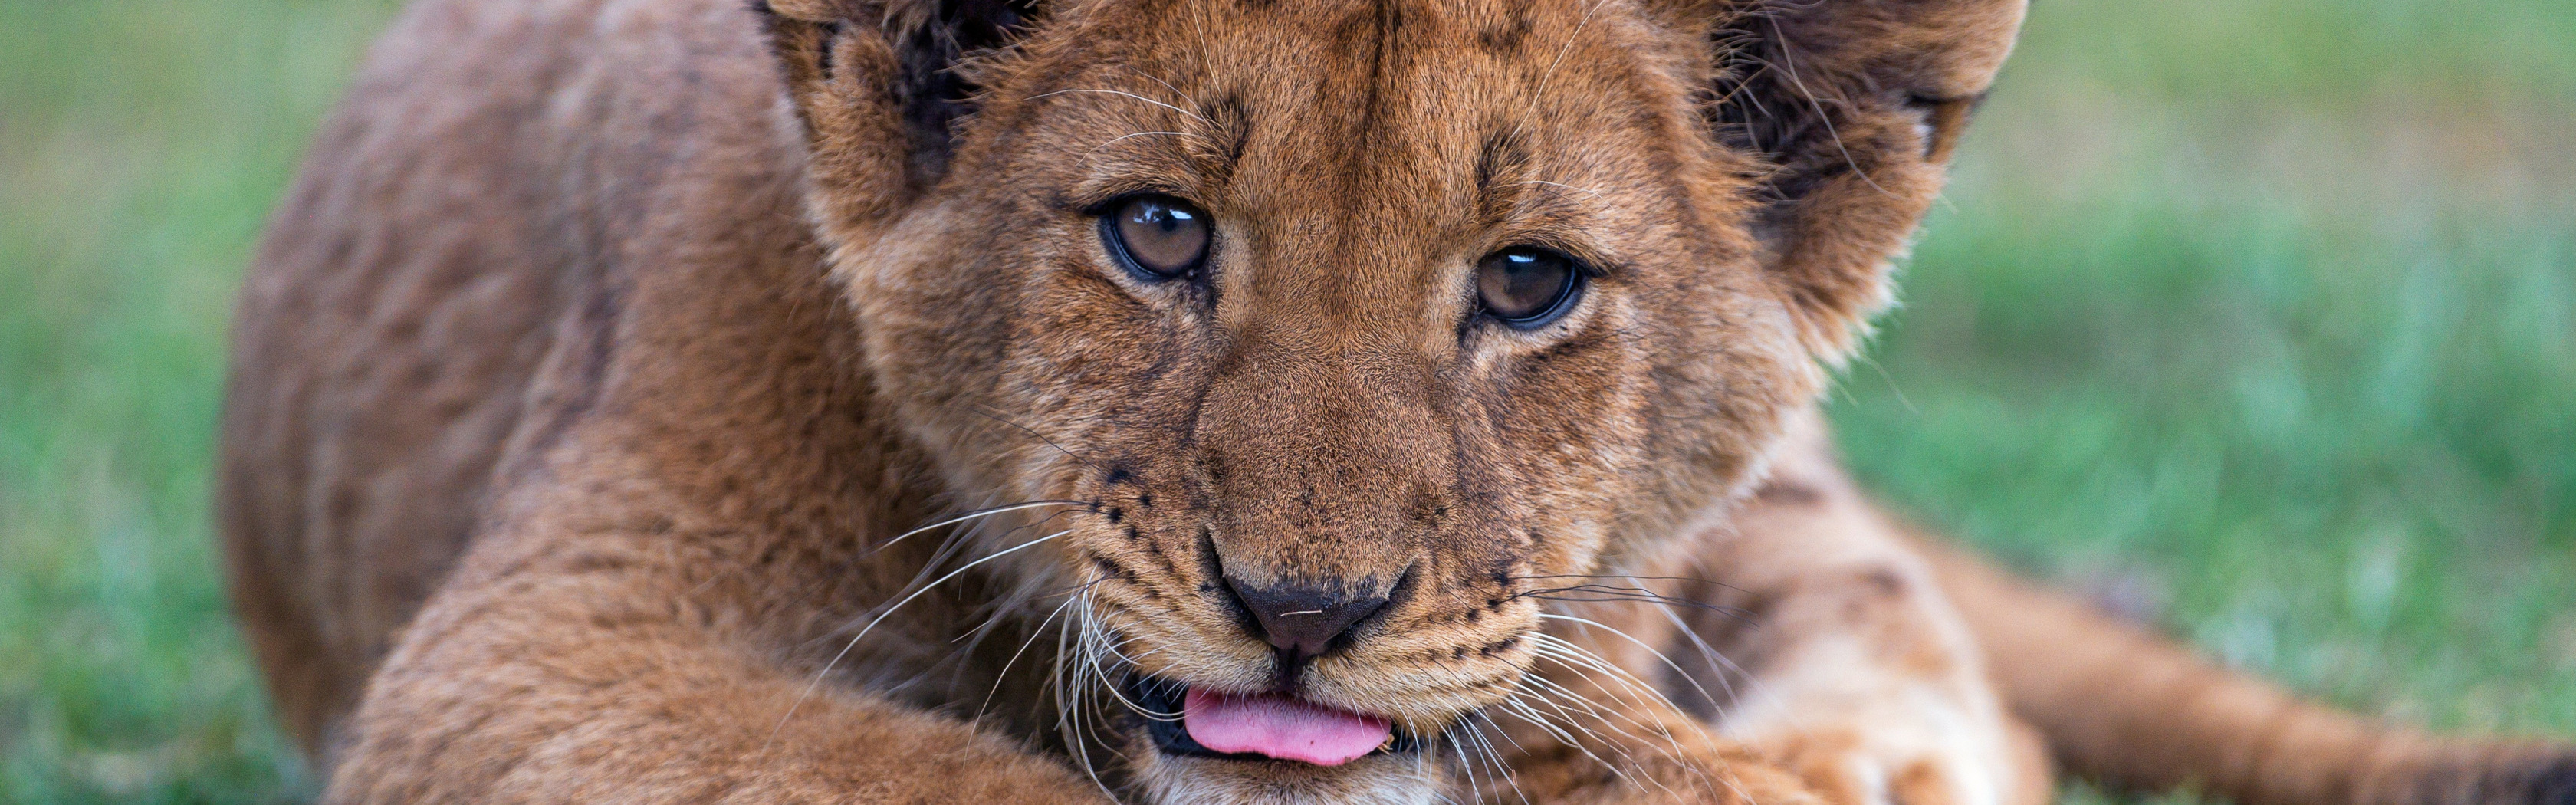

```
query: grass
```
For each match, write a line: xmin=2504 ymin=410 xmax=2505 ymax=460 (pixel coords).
xmin=2 ymin=2 xmax=407 ymax=801
xmin=1 ymin=0 xmax=2569 ymax=801
xmin=1835 ymin=0 xmax=2576 ymax=733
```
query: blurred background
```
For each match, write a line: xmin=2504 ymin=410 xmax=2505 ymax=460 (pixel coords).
xmin=2 ymin=0 xmax=2571 ymax=801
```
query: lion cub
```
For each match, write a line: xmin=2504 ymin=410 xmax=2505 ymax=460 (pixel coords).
xmin=221 ymin=0 xmax=2571 ymax=803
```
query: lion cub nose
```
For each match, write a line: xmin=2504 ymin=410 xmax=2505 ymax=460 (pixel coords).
xmin=1223 ymin=579 xmax=1389 ymax=662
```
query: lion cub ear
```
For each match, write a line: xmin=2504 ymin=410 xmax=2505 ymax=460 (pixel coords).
xmin=1658 ymin=0 xmax=2026 ymax=359
xmin=755 ymin=0 xmax=1034 ymax=225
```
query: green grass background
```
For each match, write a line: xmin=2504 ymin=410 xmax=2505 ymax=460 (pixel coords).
xmin=2 ymin=0 xmax=2570 ymax=801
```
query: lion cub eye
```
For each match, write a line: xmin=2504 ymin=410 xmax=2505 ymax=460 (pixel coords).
xmin=1475 ymin=247 xmax=1582 ymax=327
xmin=1101 ymin=195 xmax=1210 ymax=280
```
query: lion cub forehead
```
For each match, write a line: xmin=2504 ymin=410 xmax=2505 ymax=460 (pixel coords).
xmin=1008 ymin=0 xmax=1710 ymax=196
xmin=1036 ymin=0 xmax=1689 ymax=82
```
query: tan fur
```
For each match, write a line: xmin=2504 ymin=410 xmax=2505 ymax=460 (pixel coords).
xmin=218 ymin=0 xmax=2571 ymax=803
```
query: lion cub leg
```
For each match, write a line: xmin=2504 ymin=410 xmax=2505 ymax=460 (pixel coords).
xmin=1471 ymin=423 xmax=2041 ymax=805
xmin=324 ymin=508 xmax=1106 ymax=805
xmin=1661 ymin=422 xmax=2049 ymax=805
xmin=1479 ymin=663 xmax=1825 ymax=805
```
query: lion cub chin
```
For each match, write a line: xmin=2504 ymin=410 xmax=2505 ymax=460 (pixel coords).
xmin=1137 ymin=753 xmax=1448 ymax=805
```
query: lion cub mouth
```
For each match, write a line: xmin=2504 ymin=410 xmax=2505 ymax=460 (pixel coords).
xmin=1130 ymin=677 xmax=1424 ymax=765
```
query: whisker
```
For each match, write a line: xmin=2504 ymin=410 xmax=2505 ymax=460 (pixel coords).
xmin=1510 ymin=586 xmax=1750 ymax=619
xmin=966 ymin=405 xmax=1110 ymax=474
xmin=1513 ymin=573 xmax=1768 ymax=718
xmin=870 ymin=499 xmax=1084 ymax=555
xmin=1521 ymin=652 xmax=1677 ymax=758
xmin=1525 ymin=630 xmax=1672 ymax=709
xmin=1027 ymin=87 xmax=1214 ymax=126
xmin=1128 ymin=70 xmax=1201 ymax=117
xmin=1510 ymin=0 xmax=1612 ymax=144
xmin=1519 ymin=588 xmax=1738 ymax=713
xmin=1453 ymin=715 xmax=1524 ymax=805
xmin=1089 ymin=130 xmax=1214 ymax=154
xmin=770 ymin=528 xmax=1074 ymax=751
xmin=1073 ymin=596 xmax=1146 ymax=770
xmin=1760 ymin=15 xmax=1895 ymax=199
xmin=951 ymin=575 xmax=1098 ymax=646
xmin=1521 ymin=678 xmax=1703 ymax=801
xmin=1535 ymin=613 xmax=1704 ymax=706
xmin=1521 ymin=637 xmax=1694 ymax=763
xmin=1470 ymin=709 xmax=1540 ymax=805
xmin=860 ymin=502 xmax=1062 ymax=669
xmin=974 ymin=577 xmax=1102 ymax=724
xmin=1646 ymin=602 xmax=1742 ymax=715
xmin=1521 ymin=669 xmax=1667 ymax=741
xmin=1525 ymin=631 xmax=1743 ymax=802
xmin=1500 ymin=695 xmax=1640 ymax=790
xmin=1444 ymin=731 xmax=1484 ymax=805
xmin=1512 ymin=572 xmax=1730 ymax=586
xmin=1055 ymin=590 xmax=1122 ymax=800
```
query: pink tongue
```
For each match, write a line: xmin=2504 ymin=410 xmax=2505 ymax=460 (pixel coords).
xmin=1181 ymin=688 xmax=1392 ymax=766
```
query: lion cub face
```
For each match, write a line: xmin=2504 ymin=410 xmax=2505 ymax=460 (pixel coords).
xmin=764 ymin=0 xmax=2018 ymax=800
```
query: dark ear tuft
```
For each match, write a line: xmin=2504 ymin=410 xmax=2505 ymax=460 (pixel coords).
xmin=1687 ymin=0 xmax=2026 ymax=358
xmin=886 ymin=0 xmax=1035 ymax=179
xmin=754 ymin=0 xmax=1036 ymax=227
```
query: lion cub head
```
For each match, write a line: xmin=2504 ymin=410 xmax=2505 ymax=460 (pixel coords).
xmin=757 ymin=0 xmax=2019 ymax=800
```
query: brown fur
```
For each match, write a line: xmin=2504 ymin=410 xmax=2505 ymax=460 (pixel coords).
xmin=217 ymin=0 xmax=2571 ymax=803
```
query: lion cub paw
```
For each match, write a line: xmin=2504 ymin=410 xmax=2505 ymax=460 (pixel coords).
xmin=1747 ymin=726 xmax=2022 ymax=805
xmin=1509 ymin=741 xmax=1825 ymax=805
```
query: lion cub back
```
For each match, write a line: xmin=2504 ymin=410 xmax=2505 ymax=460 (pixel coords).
xmin=217 ymin=0 xmax=800 ymax=754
